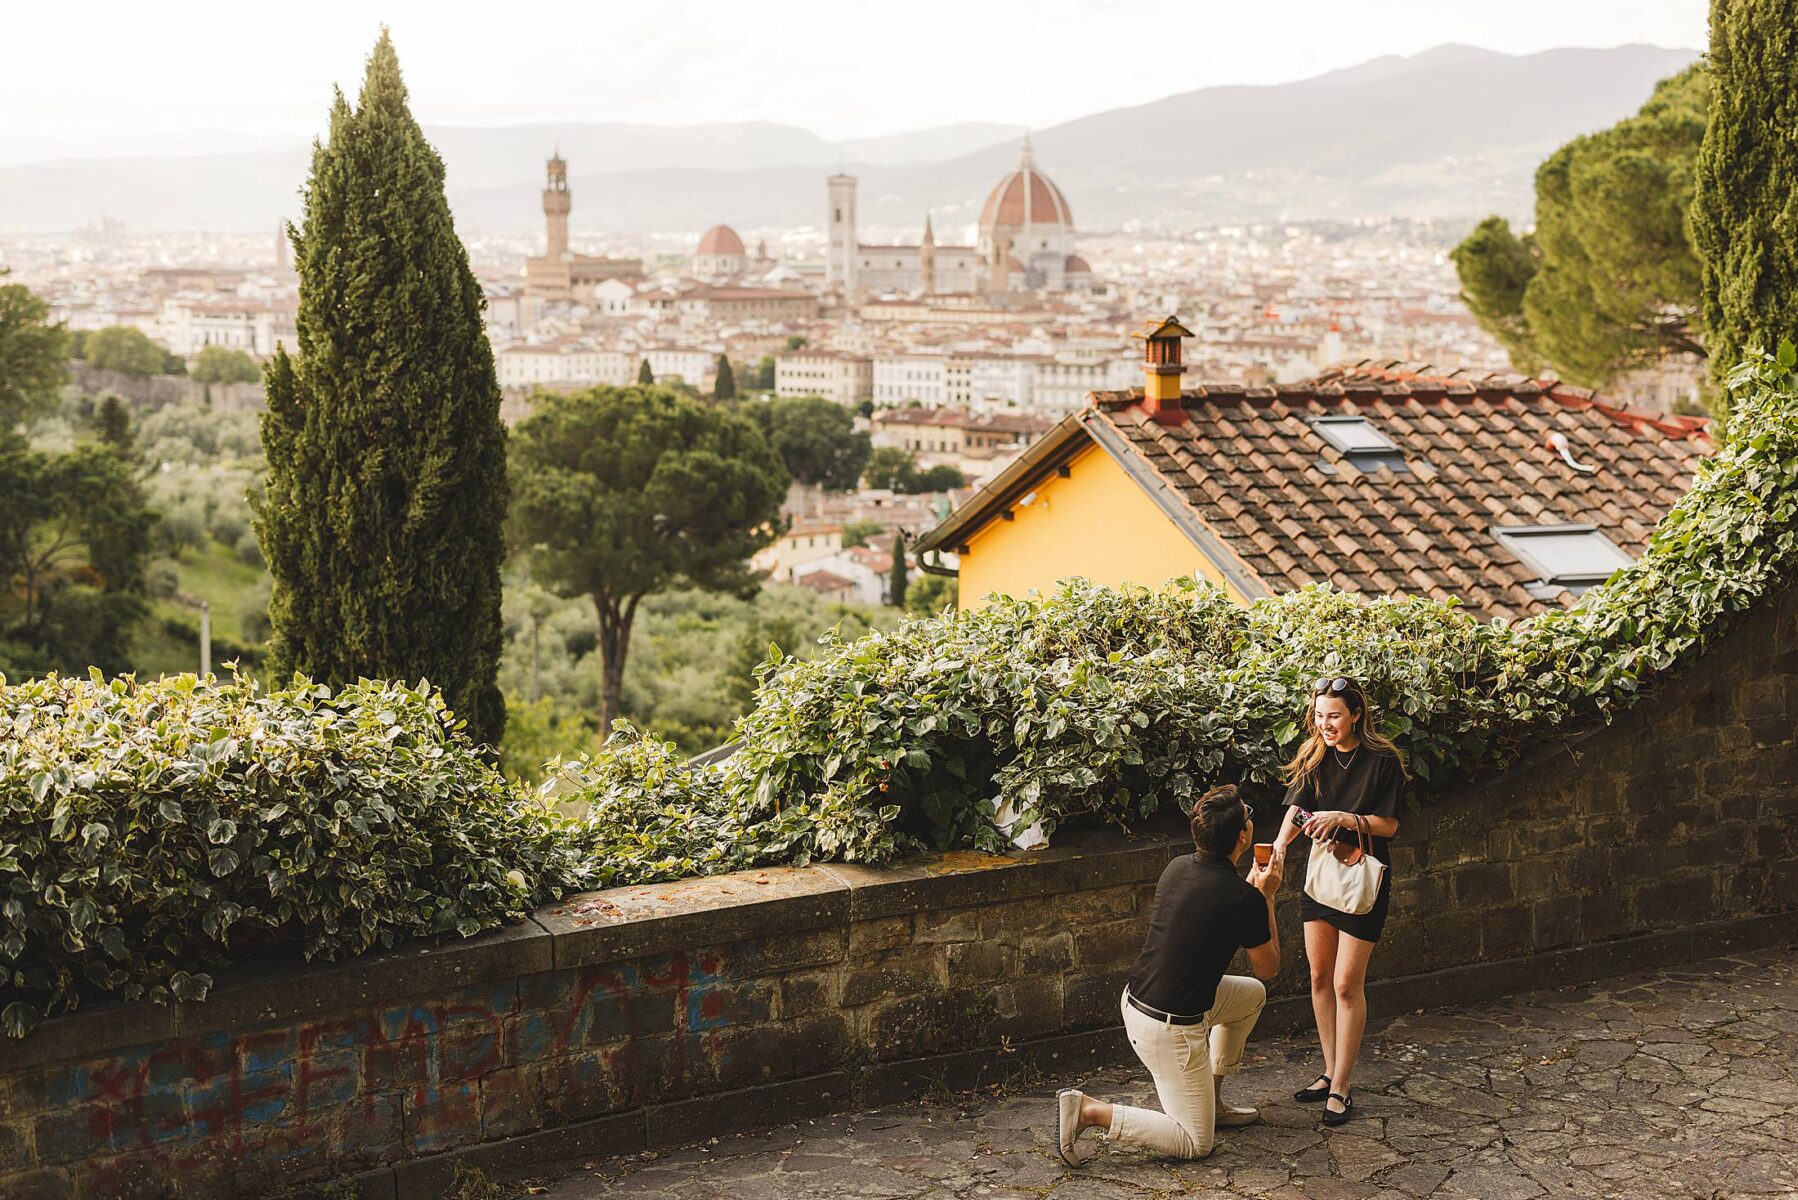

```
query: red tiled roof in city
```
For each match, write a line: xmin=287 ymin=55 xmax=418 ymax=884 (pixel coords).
xmin=794 ymin=570 xmax=855 ymax=594
xmin=874 ymin=406 xmax=1055 ymax=435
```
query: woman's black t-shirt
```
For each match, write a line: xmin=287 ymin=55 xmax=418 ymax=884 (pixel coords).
xmin=1283 ymin=745 xmax=1404 ymax=863
xmin=1126 ymin=854 xmax=1271 ymax=1017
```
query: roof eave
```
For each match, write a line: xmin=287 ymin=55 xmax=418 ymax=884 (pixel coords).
xmin=911 ymin=412 xmax=1094 ymax=554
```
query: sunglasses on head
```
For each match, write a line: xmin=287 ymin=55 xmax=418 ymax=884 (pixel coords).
xmin=1312 ymin=676 xmax=1351 ymax=695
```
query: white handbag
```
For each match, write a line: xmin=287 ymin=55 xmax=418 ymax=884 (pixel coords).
xmin=1304 ymin=814 xmax=1385 ymax=915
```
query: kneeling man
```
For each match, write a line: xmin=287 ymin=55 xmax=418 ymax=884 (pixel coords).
xmin=1057 ymin=784 xmax=1281 ymax=1164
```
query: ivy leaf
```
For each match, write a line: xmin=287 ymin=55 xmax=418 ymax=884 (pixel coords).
xmin=2 ymin=1002 xmax=40 ymax=1039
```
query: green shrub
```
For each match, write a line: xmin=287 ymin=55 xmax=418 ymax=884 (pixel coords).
xmin=0 ymin=672 xmax=602 ymax=1036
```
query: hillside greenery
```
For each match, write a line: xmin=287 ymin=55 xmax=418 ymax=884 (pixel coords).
xmin=497 ymin=580 xmax=896 ymax=779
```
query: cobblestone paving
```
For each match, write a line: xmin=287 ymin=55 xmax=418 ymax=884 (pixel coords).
xmin=522 ymin=947 xmax=1797 ymax=1200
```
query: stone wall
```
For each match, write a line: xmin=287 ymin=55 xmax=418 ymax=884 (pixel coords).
xmin=0 ymin=832 xmax=1186 ymax=1200
xmin=3 ymin=585 xmax=1795 ymax=1200
xmin=68 ymin=362 xmax=265 ymax=413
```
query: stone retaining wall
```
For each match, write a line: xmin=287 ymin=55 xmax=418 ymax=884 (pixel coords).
xmin=4 ymin=586 xmax=1796 ymax=1200
xmin=67 ymin=362 xmax=265 ymax=413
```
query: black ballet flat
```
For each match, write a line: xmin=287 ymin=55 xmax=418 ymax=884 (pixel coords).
xmin=1294 ymin=1072 xmax=1331 ymax=1103
xmin=1321 ymin=1091 xmax=1354 ymax=1126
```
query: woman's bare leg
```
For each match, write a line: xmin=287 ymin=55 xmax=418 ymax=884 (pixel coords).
xmin=1305 ymin=920 xmax=1340 ymax=1086
xmin=1328 ymin=932 xmax=1377 ymax=1108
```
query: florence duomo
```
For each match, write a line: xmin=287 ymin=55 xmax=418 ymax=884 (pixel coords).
xmin=827 ymin=136 xmax=1094 ymax=296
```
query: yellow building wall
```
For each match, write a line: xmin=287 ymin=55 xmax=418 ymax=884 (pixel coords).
xmin=957 ymin=442 xmax=1246 ymax=610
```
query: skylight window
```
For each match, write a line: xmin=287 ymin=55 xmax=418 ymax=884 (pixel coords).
xmin=1310 ymin=416 xmax=1398 ymax=455
xmin=1309 ymin=415 xmax=1407 ymax=473
xmin=1493 ymin=524 xmax=1635 ymax=593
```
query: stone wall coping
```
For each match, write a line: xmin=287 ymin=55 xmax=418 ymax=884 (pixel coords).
xmin=7 ymin=813 xmax=1191 ymax=1072
xmin=539 ymin=865 xmax=848 ymax=970
xmin=817 ymin=819 xmax=1189 ymax=922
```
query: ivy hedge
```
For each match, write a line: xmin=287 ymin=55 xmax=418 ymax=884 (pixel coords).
xmin=0 ymin=676 xmax=604 ymax=1037
xmin=4 ymin=349 xmax=1797 ymax=1036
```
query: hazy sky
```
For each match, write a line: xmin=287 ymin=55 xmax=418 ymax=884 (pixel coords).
xmin=3 ymin=0 xmax=1707 ymax=165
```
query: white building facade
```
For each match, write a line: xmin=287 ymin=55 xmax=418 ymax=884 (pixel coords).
xmin=776 ymin=351 xmax=873 ymax=405
xmin=158 ymin=300 xmax=296 ymax=358
xmin=494 ymin=341 xmax=631 ymax=389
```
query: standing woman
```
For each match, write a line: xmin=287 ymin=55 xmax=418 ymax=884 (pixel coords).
xmin=1271 ymin=676 xmax=1408 ymax=1126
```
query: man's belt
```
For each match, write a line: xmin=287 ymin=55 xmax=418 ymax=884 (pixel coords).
xmin=1125 ymin=989 xmax=1206 ymax=1026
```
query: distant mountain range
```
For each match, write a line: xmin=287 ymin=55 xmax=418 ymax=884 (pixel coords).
xmin=0 ymin=45 xmax=1698 ymax=236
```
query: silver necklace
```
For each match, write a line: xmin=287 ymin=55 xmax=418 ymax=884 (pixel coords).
xmin=1332 ymin=745 xmax=1359 ymax=770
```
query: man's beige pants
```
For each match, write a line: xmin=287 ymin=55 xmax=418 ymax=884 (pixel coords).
xmin=1108 ymin=976 xmax=1267 ymax=1158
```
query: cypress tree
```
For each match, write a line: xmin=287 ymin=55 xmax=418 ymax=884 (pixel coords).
xmin=1691 ymin=0 xmax=1798 ymax=392
xmin=253 ymin=30 xmax=508 ymax=747
xmin=94 ymin=395 xmax=135 ymax=461
xmin=887 ymin=532 xmax=908 ymax=608
xmin=713 ymin=354 xmax=736 ymax=400
xmin=637 ymin=358 xmax=654 ymax=385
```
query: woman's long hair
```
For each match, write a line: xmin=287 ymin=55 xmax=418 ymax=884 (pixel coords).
xmin=1280 ymin=676 xmax=1411 ymax=802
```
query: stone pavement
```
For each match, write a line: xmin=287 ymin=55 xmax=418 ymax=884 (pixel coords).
xmin=513 ymin=946 xmax=1797 ymax=1200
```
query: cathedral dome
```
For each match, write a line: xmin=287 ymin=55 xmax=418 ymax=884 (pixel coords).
xmin=697 ymin=224 xmax=746 ymax=256
xmin=978 ymin=139 xmax=1073 ymax=236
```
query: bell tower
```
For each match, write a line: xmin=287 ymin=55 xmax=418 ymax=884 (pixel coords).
xmin=920 ymin=212 xmax=936 ymax=296
xmin=826 ymin=173 xmax=857 ymax=292
xmin=543 ymin=152 xmax=571 ymax=260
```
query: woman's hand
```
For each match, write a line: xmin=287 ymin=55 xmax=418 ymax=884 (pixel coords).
xmin=1302 ymin=810 xmax=1352 ymax=840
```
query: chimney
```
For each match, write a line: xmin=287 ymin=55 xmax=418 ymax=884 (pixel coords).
xmin=1317 ymin=314 xmax=1343 ymax=370
xmin=1132 ymin=315 xmax=1195 ymax=424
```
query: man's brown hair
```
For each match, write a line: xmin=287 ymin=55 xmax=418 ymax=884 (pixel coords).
xmin=1190 ymin=784 xmax=1247 ymax=859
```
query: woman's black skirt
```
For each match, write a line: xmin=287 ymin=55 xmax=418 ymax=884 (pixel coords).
xmin=1299 ymin=862 xmax=1392 ymax=943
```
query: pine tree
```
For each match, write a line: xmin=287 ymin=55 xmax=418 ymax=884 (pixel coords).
xmin=637 ymin=358 xmax=654 ymax=385
xmin=1692 ymin=0 xmax=1798 ymax=393
xmin=713 ymin=354 xmax=736 ymax=400
xmin=253 ymin=30 xmax=508 ymax=748
xmin=1452 ymin=65 xmax=1708 ymax=387
xmin=887 ymin=532 xmax=908 ymax=608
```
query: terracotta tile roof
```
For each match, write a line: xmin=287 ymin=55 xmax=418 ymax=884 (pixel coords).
xmin=874 ymin=406 xmax=1055 ymax=435
xmin=794 ymin=570 xmax=856 ymax=594
xmin=1088 ymin=362 xmax=1711 ymax=621
xmin=846 ymin=546 xmax=895 ymax=573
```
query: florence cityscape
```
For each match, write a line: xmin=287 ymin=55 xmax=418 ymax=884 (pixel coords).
xmin=4 ymin=2 xmax=1797 ymax=1199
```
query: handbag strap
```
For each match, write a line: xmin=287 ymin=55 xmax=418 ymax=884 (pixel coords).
xmin=1355 ymin=813 xmax=1371 ymax=857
